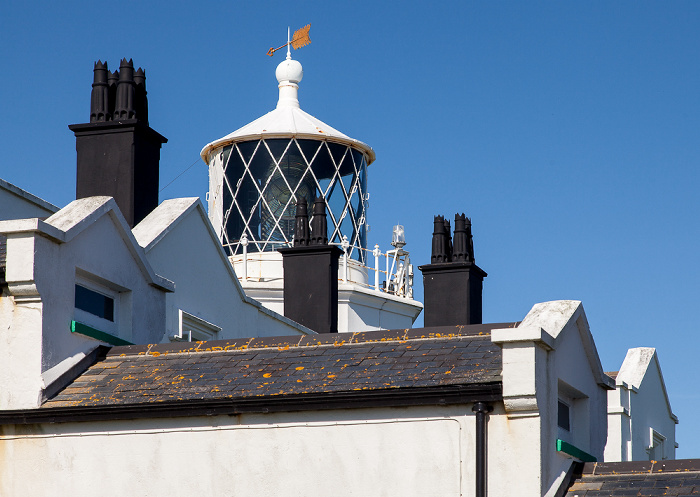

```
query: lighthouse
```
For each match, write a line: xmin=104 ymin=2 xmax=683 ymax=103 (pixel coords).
xmin=200 ymin=42 xmax=422 ymax=332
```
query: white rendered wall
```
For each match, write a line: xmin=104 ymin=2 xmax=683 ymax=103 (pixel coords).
xmin=34 ymin=214 xmax=167 ymax=361
xmin=629 ymin=356 xmax=677 ymax=460
xmin=605 ymin=385 xmax=632 ymax=461
xmin=493 ymin=301 xmax=612 ymax=496
xmin=1 ymin=217 xmax=166 ymax=370
xmin=0 ymin=179 xmax=60 ymax=407
xmin=0 ymin=199 xmax=170 ymax=408
xmin=0 ymin=403 xmax=567 ymax=497
xmin=1 ymin=406 xmax=489 ymax=497
xmin=133 ymin=199 xmax=311 ymax=340
xmin=604 ymin=348 xmax=677 ymax=461
xmin=207 ymin=150 xmax=225 ymax=240
xmin=487 ymin=402 xmax=546 ymax=496
xmin=0 ymin=285 xmax=44 ymax=408
xmin=337 ymin=283 xmax=422 ymax=332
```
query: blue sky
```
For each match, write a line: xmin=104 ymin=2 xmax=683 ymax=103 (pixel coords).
xmin=2 ymin=2 xmax=699 ymax=457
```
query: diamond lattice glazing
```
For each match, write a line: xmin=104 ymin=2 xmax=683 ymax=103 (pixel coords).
xmin=220 ymin=138 xmax=368 ymax=262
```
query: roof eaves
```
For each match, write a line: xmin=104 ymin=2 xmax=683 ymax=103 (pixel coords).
xmin=0 ymin=178 xmax=59 ymax=214
xmin=1 ymin=382 xmax=502 ymax=425
xmin=0 ymin=218 xmax=65 ymax=242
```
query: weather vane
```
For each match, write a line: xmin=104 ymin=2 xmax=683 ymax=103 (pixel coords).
xmin=267 ymin=24 xmax=311 ymax=57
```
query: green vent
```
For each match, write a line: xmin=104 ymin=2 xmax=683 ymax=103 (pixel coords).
xmin=70 ymin=321 xmax=133 ymax=346
xmin=556 ymin=439 xmax=597 ymax=462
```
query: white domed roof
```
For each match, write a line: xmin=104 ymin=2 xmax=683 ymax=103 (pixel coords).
xmin=200 ymin=56 xmax=375 ymax=164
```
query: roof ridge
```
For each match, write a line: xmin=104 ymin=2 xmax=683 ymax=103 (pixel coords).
xmin=581 ymin=459 xmax=700 ymax=476
xmin=106 ymin=325 xmax=509 ymax=359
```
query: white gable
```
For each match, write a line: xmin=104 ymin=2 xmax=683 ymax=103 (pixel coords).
xmin=605 ymin=347 xmax=677 ymax=461
xmin=133 ymin=198 xmax=313 ymax=341
xmin=492 ymin=300 xmax=612 ymax=495
xmin=0 ymin=178 xmax=58 ymax=220
xmin=0 ymin=197 xmax=173 ymax=409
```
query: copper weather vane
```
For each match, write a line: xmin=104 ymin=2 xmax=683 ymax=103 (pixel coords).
xmin=267 ymin=24 xmax=311 ymax=57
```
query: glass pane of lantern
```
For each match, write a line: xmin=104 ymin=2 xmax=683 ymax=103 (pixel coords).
xmin=260 ymin=168 xmax=293 ymax=244
xmin=317 ymin=177 xmax=331 ymax=198
xmin=327 ymin=142 xmax=346 ymax=169
xmin=310 ymin=142 xmax=335 ymax=180
xmin=326 ymin=179 xmax=346 ymax=226
xmin=297 ymin=139 xmax=322 ymax=166
xmin=237 ymin=140 xmax=258 ymax=165
xmin=265 ymin=138 xmax=291 ymax=163
xmin=350 ymin=183 xmax=361 ymax=215
xmin=337 ymin=213 xmax=353 ymax=246
xmin=337 ymin=147 xmax=355 ymax=177
xmin=233 ymin=171 xmax=260 ymax=238
xmin=340 ymin=172 xmax=354 ymax=200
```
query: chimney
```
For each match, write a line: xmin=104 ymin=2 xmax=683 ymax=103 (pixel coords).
xmin=279 ymin=198 xmax=342 ymax=333
xmin=69 ymin=59 xmax=167 ymax=227
xmin=418 ymin=213 xmax=487 ymax=326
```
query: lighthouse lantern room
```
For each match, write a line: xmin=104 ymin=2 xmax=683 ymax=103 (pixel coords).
xmin=200 ymin=38 xmax=422 ymax=333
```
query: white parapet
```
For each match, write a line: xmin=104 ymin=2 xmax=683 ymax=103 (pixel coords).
xmin=231 ymin=251 xmax=423 ymax=333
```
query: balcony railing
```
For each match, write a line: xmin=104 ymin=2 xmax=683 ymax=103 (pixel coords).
xmin=231 ymin=234 xmax=414 ymax=299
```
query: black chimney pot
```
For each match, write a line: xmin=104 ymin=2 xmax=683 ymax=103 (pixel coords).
xmin=310 ymin=197 xmax=328 ymax=245
xmin=70 ymin=59 xmax=167 ymax=228
xmin=114 ymin=58 xmax=135 ymax=120
xmin=293 ymin=198 xmax=310 ymax=247
xmin=90 ymin=61 xmax=109 ymax=123
xmin=133 ymin=68 xmax=148 ymax=125
xmin=279 ymin=199 xmax=341 ymax=333
xmin=444 ymin=218 xmax=453 ymax=262
xmin=452 ymin=213 xmax=471 ymax=263
xmin=431 ymin=215 xmax=448 ymax=263
xmin=419 ymin=213 xmax=487 ymax=326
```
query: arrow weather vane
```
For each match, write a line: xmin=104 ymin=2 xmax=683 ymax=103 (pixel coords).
xmin=267 ymin=24 xmax=311 ymax=57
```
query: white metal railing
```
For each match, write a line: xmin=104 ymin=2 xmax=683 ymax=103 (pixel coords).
xmin=223 ymin=237 xmax=291 ymax=252
xmin=335 ymin=242 xmax=413 ymax=298
xmin=231 ymin=237 xmax=414 ymax=300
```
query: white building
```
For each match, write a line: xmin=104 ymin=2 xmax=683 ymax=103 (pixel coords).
xmin=0 ymin=300 xmax=613 ymax=497
xmin=604 ymin=347 xmax=678 ymax=462
xmin=0 ymin=192 xmax=312 ymax=410
xmin=0 ymin=48 xmax=684 ymax=497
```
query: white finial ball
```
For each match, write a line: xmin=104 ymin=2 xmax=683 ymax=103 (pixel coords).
xmin=276 ymin=58 xmax=303 ymax=84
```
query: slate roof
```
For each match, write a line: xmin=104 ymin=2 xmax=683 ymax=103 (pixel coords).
xmin=33 ymin=324 xmax=513 ymax=420
xmin=566 ymin=460 xmax=700 ymax=496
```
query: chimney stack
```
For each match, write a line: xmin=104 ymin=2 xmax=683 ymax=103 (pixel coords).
xmin=279 ymin=198 xmax=342 ymax=333
xmin=419 ymin=213 xmax=487 ymax=326
xmin=69 ymin=59 xmax=167 ymax=228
